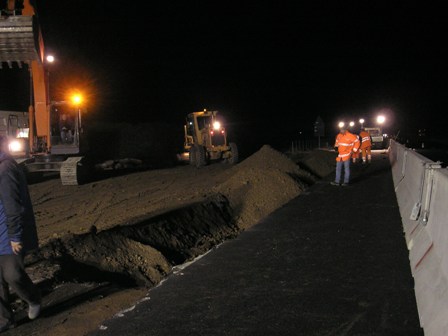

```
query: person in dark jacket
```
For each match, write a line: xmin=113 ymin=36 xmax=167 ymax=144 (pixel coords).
xmin=0 ymin=136 xmax=41 ymax=332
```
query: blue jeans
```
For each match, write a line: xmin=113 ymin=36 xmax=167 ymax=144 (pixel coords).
xmin=335 ymin=159 xmax=351 ymax=184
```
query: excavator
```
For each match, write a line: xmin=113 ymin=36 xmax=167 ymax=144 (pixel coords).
xmin=0 ymin=0 xmax=92 ymax=185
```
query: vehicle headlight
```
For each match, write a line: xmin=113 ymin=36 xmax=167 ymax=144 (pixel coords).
xmin=213 ymin=121 xmax=221 ymax=130
xmin=9 ymin=139 xmax=24 ymax=153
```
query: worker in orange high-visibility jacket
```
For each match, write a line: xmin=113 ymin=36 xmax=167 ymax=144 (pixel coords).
xmin=351 ymin=134 xmax=361 ymax=163
xmin=359 ymin=127 xmax=372 ymax=164
xmin=331 ymin=126 xmax=360 ymax=186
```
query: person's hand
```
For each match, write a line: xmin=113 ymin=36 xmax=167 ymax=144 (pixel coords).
xmin=11 ymin=241 xmax=23 ymax=255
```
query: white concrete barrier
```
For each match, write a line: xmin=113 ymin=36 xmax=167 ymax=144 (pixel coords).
xmin=389 ymin=140 xmax=448 ymax=335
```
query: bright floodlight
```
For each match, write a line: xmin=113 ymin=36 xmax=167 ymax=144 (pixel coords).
xmin=8 ymin=140 xmax=23 ymax=152
xmin=213 ymin=121 xmax=221 ymax=130
xmin=46 ymin=55 xmax=55 ymax=63
xmin=338 ymin=121 xmax=345 ymax=128
xmin=349 ymin=121 xmax=355 ymax=127
xmin=359 ymin=118 xmax=365 ymax=124
xmin=71 ymin=94 xmax=83 ymax=105
xmin=377 ymin=115 xmax=386 ymax=124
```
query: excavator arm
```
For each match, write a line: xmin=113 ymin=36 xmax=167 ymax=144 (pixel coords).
xmin=0 ymin=0 xmax=49 ymax=152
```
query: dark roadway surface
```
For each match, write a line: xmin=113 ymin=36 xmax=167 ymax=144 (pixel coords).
xmin=89 ymin=151 xmax=423 ymax=336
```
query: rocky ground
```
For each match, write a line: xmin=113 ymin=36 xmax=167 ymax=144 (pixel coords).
xmin=4 ymin=145 xmax=336 ymax=336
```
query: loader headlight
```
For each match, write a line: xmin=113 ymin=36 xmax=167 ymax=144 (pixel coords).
xmin=213 ymin=121 xmax=221 ymax=130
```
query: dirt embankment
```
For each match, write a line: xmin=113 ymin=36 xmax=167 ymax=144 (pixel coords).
xmin=7 ymin=145 xmax=336 ymax=336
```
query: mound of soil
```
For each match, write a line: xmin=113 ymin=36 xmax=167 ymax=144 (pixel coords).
xmin=216 ymin=145 xmax=316 ymax=229
xmin=10 ymin=145 xmax=334 ymax=336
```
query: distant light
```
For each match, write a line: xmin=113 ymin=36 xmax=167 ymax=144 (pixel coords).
xmin=338 ymin=121 xmax=345 ymax=128
xmin=46 ymin=55 xmax=55 ymax=63
xmin=377 ymin=115 xmax=386 ymax=124
xmin=17 ymin=129 xmax=29 ymax=138
xmin=349 ymin=121 xmax=355 ymax=127
xmin=359 ymin=118 xmax=365 ymax=124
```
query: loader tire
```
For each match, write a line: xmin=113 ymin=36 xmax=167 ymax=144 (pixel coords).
xmin=189 ymin=146 xmax=197 ymax=166
xmin=195 ymin=145 xmax=207 ymax=168
xmin=228 ymin=142 xmax=239 ymax=164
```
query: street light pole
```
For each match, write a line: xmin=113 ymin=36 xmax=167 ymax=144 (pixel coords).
xmin=46 ymin=55 xmax=54 ymax=103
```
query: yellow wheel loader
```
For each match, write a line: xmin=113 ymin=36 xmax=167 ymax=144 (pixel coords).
xmin=178 ymin=110 xmax=238 ymax=168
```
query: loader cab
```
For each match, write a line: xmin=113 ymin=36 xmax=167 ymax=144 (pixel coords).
xmin=0 ymin=110 xmax=29 ymax=157
xmin=185 ymin=110 xmax=226 ymax=147
xmin=185 ymin=112 xmax=213 ymax=141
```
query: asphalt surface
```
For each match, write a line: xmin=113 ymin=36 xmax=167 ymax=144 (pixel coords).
xmin=89 ymin=151 xmax=423 ymax=336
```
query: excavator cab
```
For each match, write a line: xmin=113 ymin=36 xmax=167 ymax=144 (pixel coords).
xmin=49 ymin=101 xmax=86 ymax=155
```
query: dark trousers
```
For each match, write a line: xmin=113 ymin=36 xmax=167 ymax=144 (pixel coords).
xmin=0 ymin=254 xmax=40 ymax=327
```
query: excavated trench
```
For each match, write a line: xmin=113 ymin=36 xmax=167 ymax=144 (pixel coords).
xmin=20 ymin=194 xmax=240 ymax=312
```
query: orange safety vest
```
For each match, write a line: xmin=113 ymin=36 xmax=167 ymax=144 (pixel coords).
xmin=359 ymin=130 xmax=372 ymax=149
xmin=334 ymin=130 xmax=360 ymax=161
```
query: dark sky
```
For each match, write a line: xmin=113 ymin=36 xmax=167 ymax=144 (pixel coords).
xmin=2 ymin=1 xmax=447 ymax=149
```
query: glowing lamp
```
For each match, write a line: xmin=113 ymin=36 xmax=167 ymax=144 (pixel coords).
xmin=377 ymin=115 xmax=386 ymax=124
xmin=71 ymin=94 xmax=83 ymax=105
xmin=213 ymin=121 xmax=221 ymax=130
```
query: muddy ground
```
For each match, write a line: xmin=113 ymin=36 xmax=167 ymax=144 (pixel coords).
xmin=5 ymin=145 xmax=336 ymax=336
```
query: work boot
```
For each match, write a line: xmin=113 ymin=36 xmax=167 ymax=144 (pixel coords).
xmin=28 ymin=303 xmax=41 ymax=320
xmin=341 ymin=183 xmax=349 ymax=187
xmin=330 ymin=181 xmax=340 ymax=186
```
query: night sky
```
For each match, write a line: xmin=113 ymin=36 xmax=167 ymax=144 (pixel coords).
xmin=1 ymin=1 xmax=447 ymax=150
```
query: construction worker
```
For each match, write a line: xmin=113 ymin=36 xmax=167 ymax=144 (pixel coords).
xmin=331 ymin=125 xmax=360 ymax=186
xmin=359 ymin=127 xmax=372 ymax=164
xmin=0 ymin=136 xmax=41 ymax=331
xmin=351 ymin=134 xmax=361 ymax=163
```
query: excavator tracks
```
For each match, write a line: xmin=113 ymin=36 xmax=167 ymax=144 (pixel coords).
xmin=60 ymin=157 xmax=84 ymax=186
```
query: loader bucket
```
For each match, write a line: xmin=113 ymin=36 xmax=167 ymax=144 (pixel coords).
xmin=0 ymin=15 xmax=42 ymax=68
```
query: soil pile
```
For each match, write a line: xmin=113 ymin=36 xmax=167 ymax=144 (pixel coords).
xmin=216 ymin=145 xmax=316 ymax=229
xmin=290 ymin=148 xmax=336 ymax=178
